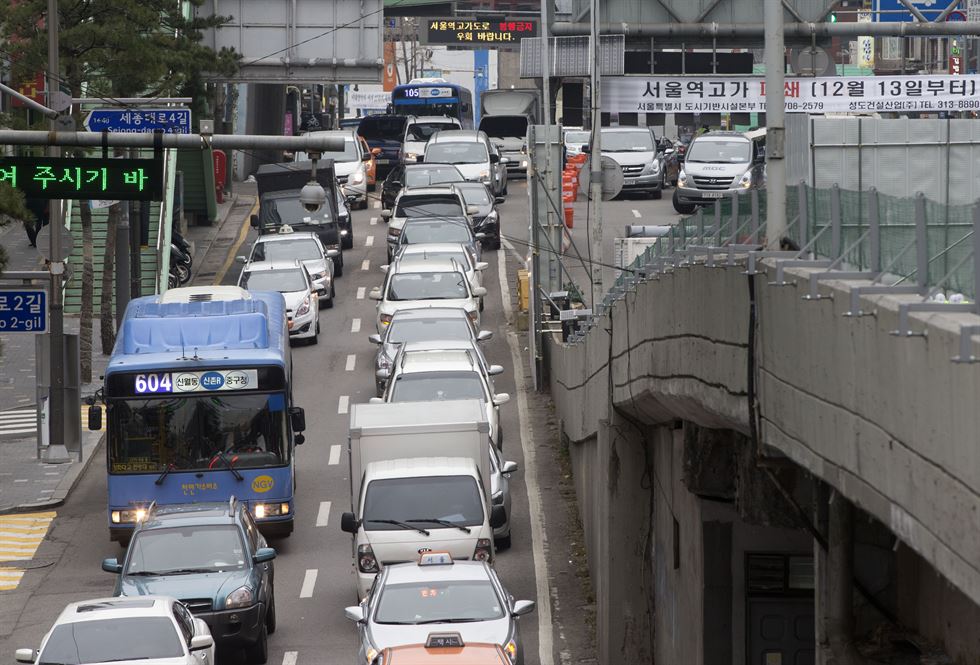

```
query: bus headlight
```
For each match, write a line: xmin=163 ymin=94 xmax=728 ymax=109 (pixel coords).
xmin=111 ymin=508 xmax=149 ymax=524
xmin=254 ymin=503 xmax=290 ymax=519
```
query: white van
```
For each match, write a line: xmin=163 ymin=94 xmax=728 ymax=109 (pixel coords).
xmin=672 ymin=130 xmax=766 ymax=214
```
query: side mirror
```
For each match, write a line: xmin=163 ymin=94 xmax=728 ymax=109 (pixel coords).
xmin=235 ymin=255 xmax=248 ymax=264
xmin=581 ymin=145 xmax=591 ymax=154
xmin=101 ymin=557 xmax=123 ymax=574
xmin=380 ymin=210 xmax=393 ymax=219
xmin=14 ymin=650 xmax=35 ymax=664
xmin=253 ymin=547 xmax=277 ymax=564
xmin=489 ymin=153 xmax=500 ymax=164
xmin=341 ymin=512 xmax=359 ymax=533
xmin=493 ymin=393 xmax=511 ymax=406
xmin=476 ymin=330 xmax=493 ymax=342
xmin=487 ymin=364 xmax=504 ymax=376
xmin=415 ymin=155 xmax=425 ymax=163
xmin=250 ymin=214 xmax=259 ymax=228
xmin=475 ymin=261 xmax=488 ymax=271
xmin=501 ymin=460 xmax=519 ymax=475
xmin=344 ymin=606 xmax=366 ymax=623
xmin=87 ymin=405 xmax=103 ymax=431
xmin=494 ymin=196 xmax=505 ymax=204
xmin=511 ymin=600 xmax=536 ymax=617
xmin=466 ymin=205 xmax=480 ymax=216
xmin=368 ymin=334 xmax=382 ymax=344
xmin=664 ymin=148 xmax=674 ymax=155
xmin=369 ymin=288 xmax=383 ymax=300
xmin=472 ymin=286 xmax=487 ymax=297
xmin=361 ymin=153 xmax=371 ymax=162
xmin=325 ymin=249 xmax=341 ymax=259
xmin=289 ymin=406 xmax=306 ymax=433
xmin=474 ymin=232 xmax=488 ymax=240
xmin=375 ymin=369 xmax=390 ymax=381
xmin=379 ymin=264 xmax=390 ymax=272
xmin=500 ymin=156 xmax=510 ymax=164
xmin=489 ymin=504 xmax=506 ymax=529
xmin=189 ymin=635 xmax=214 ymax=652
xmin=294 ymin=433 xmax=306 ymax=445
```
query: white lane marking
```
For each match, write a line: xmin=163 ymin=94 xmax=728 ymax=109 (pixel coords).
xmin=345 ymin=354 xmax=356 ymax=372
xmin=500 ymin=237 xmax=528 ymax=270
xmin=497 ymin=247 xmax=555 ymax=665
xmin=316 ymin=501 xmax=332 ymax=527
xmin=361 ymin=259 xmax=370 ymax=271
xmin=328 ymin=445 xmax=342 ymax=465
xmin=369 ymin=216 xmax=378 ymax=226
xmin=631 ymin=209 xmax=642 ymax=218
xmin=365 ymin=235 xmax=375 ymax=247
xmin=337 ymin=396 xmax=349 ymax=415
xmin=356 ymin=286 xmax=366 ymax=300
xmin=299 ymin=569 xmax=318 ymax=598
xmin=282 ymin=652 xmax=298 ymax=665
xmin=0 ymin=427 xmax=38 ymax=435
xmin=351 ymin=318 xmax=361 ymax=333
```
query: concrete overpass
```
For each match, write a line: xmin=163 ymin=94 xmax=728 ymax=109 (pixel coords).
xmin=544 ymin=231 xmax=980 ymax=663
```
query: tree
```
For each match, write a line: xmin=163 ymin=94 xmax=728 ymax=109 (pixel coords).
xmin=1 ymin=0 xmax=238 ymax=370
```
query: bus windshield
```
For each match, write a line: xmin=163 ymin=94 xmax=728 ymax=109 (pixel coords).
xmin=108 ymin=392 xmax=289 ymax=473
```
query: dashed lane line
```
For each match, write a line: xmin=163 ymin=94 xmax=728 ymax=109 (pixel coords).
xmin=631 ymin=209 xmax=642 ymax=218
xmin=299 ymin=569 xmax=318 ymax=598
xmin=356 ymin=287 xmax=366 ymax=300
xmin=328 ymin=445 xmax=341 ymax=466
xmin=0 ymin=569 xmax=25 ymax=592
xmin=361 ymin=259 xmax=370 ymax=271
xmin=0 ymin=512 xmax=57 ymax=592
xmin=338 ymin=396 xmax=349 ymax=415
xmin=351 ymin=318 xmax=361 ymax=333
xmin=369 ymin=217 xmax=378 ymax=226
xmin=315 ymin=502 xmax=332 ymax=527
xmin=345 ymin=355 xmax=356 ymax=372
xmin=365 ymin=235 xmax=375 ymax=247
xmin=282 ymin=652 xmax=298 ymax=665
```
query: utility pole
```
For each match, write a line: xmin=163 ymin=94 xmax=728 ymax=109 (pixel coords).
xmin=764 ymin=0 xmax=787 ymax=248
xmin=588 ymin=0 xmax=604 ymax=307
xmin=541 ymin=0 xmax=561 ymax=296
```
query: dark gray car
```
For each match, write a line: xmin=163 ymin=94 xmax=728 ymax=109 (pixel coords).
xmin=453 ymin=182 xmax=503 ymax=250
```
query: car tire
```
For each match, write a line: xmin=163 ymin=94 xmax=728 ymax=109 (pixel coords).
xmin=343 ymin=231 xmax=353 ymax=250
xmin=324 ymin=286 xmax=334 ymax=309
xmin=479 ymin=297 xmax=484 ymax=313
xmin=266 ymin=594 xmax=277 ymax=635
xmin=335 ymin=257 xmax=344 ymax=278
xmin=492 ymin=234 xmax=502 ymax=251
xmin=652 ymin=187 xmax=663 ymax=200
xmin=360 ymin=198 xmax=369 ymax=210
xmin=672 ymin=190 xmax=696 ymax=214
xmin=245 ymin=623 xmax=268 ymax=665
xmin=495 ymin=531 xmax=512 ymax=550
xmin=503 ymin=181 xmax=508 ymax=196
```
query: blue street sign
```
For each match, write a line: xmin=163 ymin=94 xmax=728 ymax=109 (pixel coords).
xmin=84 ymin=108 xmax=192 ymax=134
xmin=0 ymin=290 xmax=47 ymax=332
xmin=873 ymin=0 xmax=960 ymax=21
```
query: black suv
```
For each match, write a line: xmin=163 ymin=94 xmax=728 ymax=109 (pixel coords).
xmin=102 ymin=499 xmax=277 ymax=664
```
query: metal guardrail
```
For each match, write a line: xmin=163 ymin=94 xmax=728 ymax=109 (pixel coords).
xmin=563 ymin=183 xmax=980 ymax=363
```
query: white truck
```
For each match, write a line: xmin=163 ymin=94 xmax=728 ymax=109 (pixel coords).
xmin=478 ymin=89 xmax=541 ymax=179
xmin=340 ymin=399 xmax=504 ymax=597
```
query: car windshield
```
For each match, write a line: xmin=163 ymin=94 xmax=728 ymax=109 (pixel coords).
xmin=108 ymin=392 xmax=289 ymax=473
xmin=259 ymin=196 xmax=332 ymax=226
xmin=406 ymin=122 xmax=459 ymax=141
xmin=39 ymin=617 xmax=185 ymax=665
xmin=401 ymin=222 xmax=473 ymax=246
xmin=425 ymin=142 xmax=488 ymax=164
xmin=387 ymin=317 xmax=473 ymax=344
xmin=685 ymin=139 xmax=752 ymax=164
xmin=390 ymin=371 xmax=487 ymax=402
xmin=601 ymin=130 xmax=655 ymax=152
xmin=396 ymin=196 xmax=464 ymax=219
xmin=404 ymin=167 xmax=464 ymax=188
xmin=126 ymin=524 xmax=246 ymax=574
xmin=363 ymin=476 xmax=484 ymax=530
xmin=565 ymin=131 xmax=591 ymax=145
xmin=457 ymin=186 xmax=491 ymax=206
xmin=251 ymin=239 xmax=322 ymax=262
xmin=241 ymin=269 xmax=307 ymax=292
xmin=388 ymin=272 xmax=468 ymax=301
xmin=374 ymin=580 xmax=505 ymax=624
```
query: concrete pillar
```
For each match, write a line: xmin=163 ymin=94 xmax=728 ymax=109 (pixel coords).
xmin=817 ymin=486 xmax=860 ymax=665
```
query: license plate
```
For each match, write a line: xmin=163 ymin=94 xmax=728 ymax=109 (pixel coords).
xmin=703 ymin=191 xmax=725 ymax=199
xmin=376 ymin=158 xmax=390 ymax=165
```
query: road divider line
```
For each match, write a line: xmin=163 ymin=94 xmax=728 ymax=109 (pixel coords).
xmin=316 ymin=501 xmax=332 ymax=527
xmin=345 ymin=354 xmax=356 ymax=372
xmin=365 ymin=235 xmax=375 ymax=247
xmin=299 ymin=569 xmax=318 ymax=598
xmin=328 ymin=445 xmax=341 ymax=465
xmin=497 ymin=248 xmax=555 ymax=665
xmin=356 ymin=287 xmax=366 ymax=300
xmin=631 ymin=209 xmax=641 ymax=218
xmin=214 ymin=198 xmax=258 ymax=286
xmin=351 ymin=318 xmax=361 ymax=333
xmin=337 ymin=396 xmax=349 ymax=415
xmin=500 ymin=237 xmax=528 ymax=270
xmin=361 ymin=259 xmax=370 ymax=271
xmin=369 ymin=216 xmax=378 ymax=226
xmin=282 ymin=652 xmax=298 ymax=665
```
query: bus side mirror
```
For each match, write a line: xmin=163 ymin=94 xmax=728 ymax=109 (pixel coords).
xmin=87 ymin=405 xmax=102 ymax=431
xmin=461 ymin=102 xmax=471 ymax=113
xmin=289 ymin=407 xmax=306 ymax=433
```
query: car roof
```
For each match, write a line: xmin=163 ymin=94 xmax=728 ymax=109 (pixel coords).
xmin=383 ymin=558 xmax=493 ymax=584
xmin=139 ymin=501 xmax=242 ymax=530
xmin=601 ymin=126 xmax=653 ymax=133
xmin=244 ymin=260 xmax=305 ymax=273
xmin=695 ymin=131 xmax=749 ymax=140
xmin=392 ymin=255 xmax=463 ymax=273
xmin=384 ymin=643 xmax=508 ymax=665
xmin=404 ymin=163 xmax=463 ymax=172
xmin=398 ymin=187 xmax=463 ymax=198
xmin=398 ymin=243 xmax=470 ymax=256
xmin=401 ymin=339 xmax=478 ymax=353
xmin=407 ymin=116 xmax=462 ymax=124
xmin=399 ymin=348 xmax=478 ymax=373
xmin=365 ymin=456 xmax=479 ymax=480
xmin=389 ymin=307 xmax=470 ymax=322
xmin=304 ymin=129 xmax=357 ymax=140
xmin=431 ymin=130 xmax=486 ymax=141
xmin=58 ymin=597 xmax=178 ymax=624
xmin=253 ymin=232 xmax=321 ymax=244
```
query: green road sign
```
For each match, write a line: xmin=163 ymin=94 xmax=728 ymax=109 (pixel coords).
xmin=0 ymin=155 xmax=163 ymax=201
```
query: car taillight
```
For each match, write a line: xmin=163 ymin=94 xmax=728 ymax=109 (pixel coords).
xmin=358 ymin=544 xmax=380 ymax=573
xmin=473 ymin=538 xmax=492 ymax=562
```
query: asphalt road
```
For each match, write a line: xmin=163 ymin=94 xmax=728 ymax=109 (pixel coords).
xmin=0 ymin=181 xmax=549 ymax=665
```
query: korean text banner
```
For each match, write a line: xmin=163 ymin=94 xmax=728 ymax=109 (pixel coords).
xmin=603 ymin=75 xmax=980 ymax=114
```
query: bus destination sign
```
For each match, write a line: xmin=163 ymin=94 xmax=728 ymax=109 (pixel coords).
xmin=0 ymin=155 xmax=164 ymax=201
xmin=132 ymin=369 xmax=260 ymax=395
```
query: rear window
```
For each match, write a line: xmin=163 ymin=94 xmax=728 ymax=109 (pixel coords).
xmin=404 ymin=166 xmax=464 ymax=188
xmin=358 ymin=116 xmax=408 ymax=141
xmin=406 ymin=121 xmax=460 ymax=141
xmin=396 ymin=195 xmax=464 ymax=218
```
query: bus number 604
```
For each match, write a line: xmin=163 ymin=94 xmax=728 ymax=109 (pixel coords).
xmin=135 ymin=373 xmax=173 ymax=394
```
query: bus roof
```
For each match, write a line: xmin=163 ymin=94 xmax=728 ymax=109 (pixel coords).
xmin=106 ymin=289 xmax=288 ymax=375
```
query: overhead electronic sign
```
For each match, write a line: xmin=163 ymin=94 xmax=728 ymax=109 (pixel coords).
xmin=426 ymin=19 xmax=537 ymax=45
xmin=0 ymin=156 xmax=164 ymax=201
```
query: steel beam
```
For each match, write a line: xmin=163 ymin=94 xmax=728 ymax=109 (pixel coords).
xmin=551 ymin=21 xmax=980 ymax=37
xmin=0 ymin=131 xmax=345 ymax=151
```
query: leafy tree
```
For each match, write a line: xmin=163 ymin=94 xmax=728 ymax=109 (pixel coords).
xmin=1 ymin=0 xmax=238 ymax=376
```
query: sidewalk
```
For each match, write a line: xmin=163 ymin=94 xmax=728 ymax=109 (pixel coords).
xmin=0 ymin=185 xmax=256 ymax=513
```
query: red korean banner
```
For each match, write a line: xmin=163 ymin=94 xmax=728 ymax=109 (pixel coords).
xmin=603 ymin=75 xmax=980 ymax=114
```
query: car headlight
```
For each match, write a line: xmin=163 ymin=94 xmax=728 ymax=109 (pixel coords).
xmin=642 ymin=161 xmax=660 ymax=175
xmin=254 ymin=502 xmax=290 ymax=519
xmin=677 ymin=170 xmax=688 ymax=187
xmin=225 ymin=586 xmax=254 ymax=609
xmin=467 ymin=310 xmax=479 ymax=324
xmin=388 ymin=226 xmax=401 ymax=238
xmin=296 ymin=296 xmax=311 ymax=317
xmin=479 ymin=170 xmax=490 ymax=181
xmin=378 ymin=354 xmax=392 ymax=370
xmin=404 ymin=152 xmax=417 ymax=161
xmin=365 ymin=648 xmax=378 ymax=665
xmin=483 ymin=210 xmax=499 ymax=225
xmin=379 ymin=313 xmax=393 ymax=326
xmin=738 ymin=171 xmax=752 ymax=189
xmin=311 ymin=272 xmax=326 ymax=281
xmin=520 ymin=160 xmax=528 ymax=168
xmin=351 ymin=169 xmax=365 ymax=185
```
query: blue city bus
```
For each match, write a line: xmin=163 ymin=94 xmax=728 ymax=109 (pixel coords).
xmin=96 ymin=287 xmax=306 ymax=544
xmin=391 ymin=80 xmax=474 ymax=128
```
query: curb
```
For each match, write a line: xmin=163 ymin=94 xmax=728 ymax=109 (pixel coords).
xmin=0 ymin=433 xmax=105 ymax=516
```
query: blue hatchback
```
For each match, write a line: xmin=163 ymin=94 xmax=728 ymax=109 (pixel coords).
xmin=102 ymin=499 xmax=277 ymax=664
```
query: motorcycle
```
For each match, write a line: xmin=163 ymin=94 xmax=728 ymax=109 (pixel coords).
xmin=170 ymin=243 xmax=192 ymax=285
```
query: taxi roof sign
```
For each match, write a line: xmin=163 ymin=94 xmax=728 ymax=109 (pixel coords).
xmin=278 ymin=224 xmax=294 ymax=234
xmin=425 ymin=632 xmax=464 ymax=649
xmin=418 ymin=552 xmax=454 ymax=566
